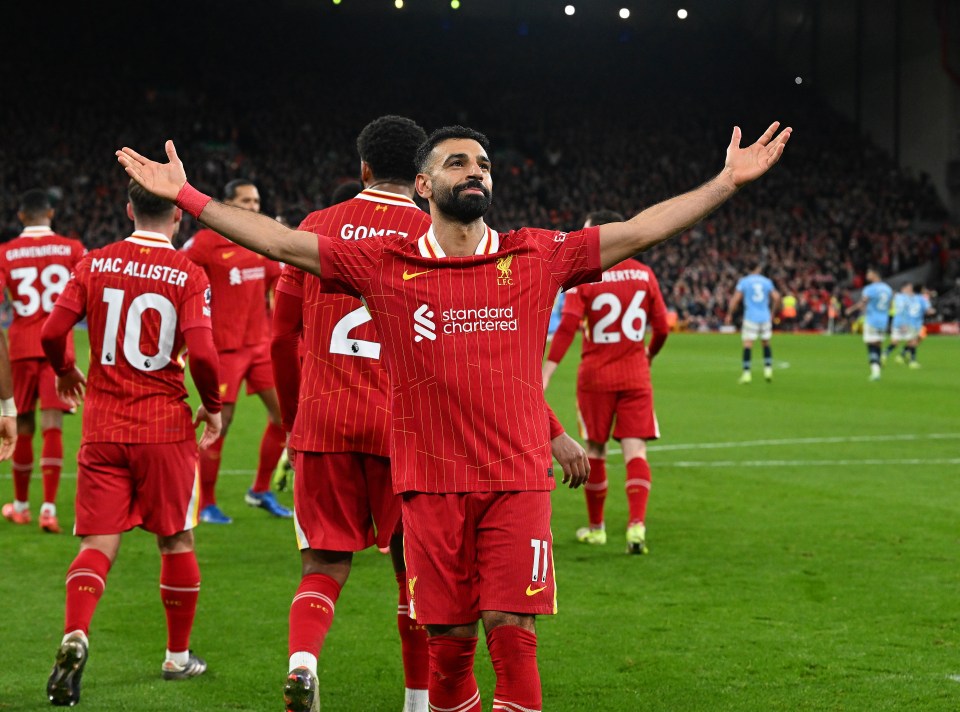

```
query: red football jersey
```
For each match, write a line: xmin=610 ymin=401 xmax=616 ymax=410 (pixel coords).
xmin=277 ymin=189 xmax=431 ymax=456
xmin=182 ymin=228 xmax=280 ymax=352
xmin=559 ymin=258 xmax=668 ymax=391
xmin=55 ymin=231 xmax=213 ymax=444
xmin=316 ymin=224 xmax=602 ymax=494
xmin=0 ymin=227 xmax=85 ymax=361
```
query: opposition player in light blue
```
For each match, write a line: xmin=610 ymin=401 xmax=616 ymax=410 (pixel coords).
xmin=885 ymin=283 xmax=916 ymax=366
xmin=847 ymin=268 xmax=893 ymax=381
xmin=726 ymin=263 xmax=780 ymax=383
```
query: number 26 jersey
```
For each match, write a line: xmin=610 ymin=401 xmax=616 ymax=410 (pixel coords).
xmin=560 ymin=258 xmax=668 ymax=392
xmin=54 ymin=231 xmax=213 ymax=444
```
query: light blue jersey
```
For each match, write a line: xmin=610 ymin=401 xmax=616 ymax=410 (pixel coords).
xmin=862 ymin=281 xmax=893 ymax=330
xmin=736 ymin=274 xmax=775 ymax=323
xmin=891 ymin=293 xmax=912 ymax=329
xmin=910 ymin=294 xmax=930 ymax=330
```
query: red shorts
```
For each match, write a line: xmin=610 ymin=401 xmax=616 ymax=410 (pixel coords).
xmin=12 ymin=358 xmax=73 ymax=413
xmin=292 ymin=451 xmax=400 ymax=551
xmin=218 ymin=342 xmax=274 ymax=403
xmin=402 ymin=491 xmax=556 ymax=625
xmin=75 ymin=440 xmax=200 ymax=537
xmin=577 ymin=388 xmax=660 ymax=443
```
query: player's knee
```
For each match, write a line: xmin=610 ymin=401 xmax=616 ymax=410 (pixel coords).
xmin=481 ymin=611 xmax=535 ymax=634
xmin=300 ymin=549 xmax=352 ymax=582
xmin=157 ymin=530 xmax=194 ymax=555
xmin=585 ymin=440 xmax=606 ymax=459
xmin=16 ymin=412 xmax=35 ymax=436
xmin=40 ymin=409 xmax=63 ymax=432
xmin=427 ymin=622 xmax=479 ymax=638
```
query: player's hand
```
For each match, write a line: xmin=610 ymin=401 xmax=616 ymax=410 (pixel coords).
xmin=0 ymin=416 xmax=16 ymax=462
xmin=195 ymin=406 xmax=223 ymax=449
xmin=551 ymin=432 xmax=590 ymax=488
xmin=116 ymin=140 xmax=188 ymax=203
xmin=723 ymin=122 xmax=792 ymax=188
xmin=55 ymin=367 xmax=87 ymax=408
xmin=542 ymin=360 xmax=558 ymax=390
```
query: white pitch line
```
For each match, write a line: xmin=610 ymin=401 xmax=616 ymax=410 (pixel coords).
xmin=658 ymin=458 xmax=960 ymax=469
xmin=603 ymin=432 xmax=960 ymax=455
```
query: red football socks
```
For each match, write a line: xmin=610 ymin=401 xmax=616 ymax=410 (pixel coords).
xmin=395 ymin=571 xmax=429 ymax=690
xmin=12 ymin=434 xmax=33 ymax=502
xmin=584 ymin=457 xmax=608 ymax=527
xmin=160 ymin=551 xmax=201 ymax=652
xmin=41 ymin=428 xmax=63 ymax=505
xmin=288 ymin=573 xmax=341 ymax=658
xmin=64 ymin=548 xmax=112 ymax=635
xmin=625 ymin=457 xmax=652 ymax=525
xmin=487 ymin=625 xmax=542 ymax=712
xmin=428 ymin=636 xmax=481 ymax=712
xmin=252 ymin=422 xmax=286 ymax=493
xmin=199 ymin=436 xmax=224 ymax=508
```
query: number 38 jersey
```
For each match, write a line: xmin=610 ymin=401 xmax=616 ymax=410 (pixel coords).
xmin=55 ymin=231 xmax=213 ymax=444
xmin=0 ymin=227 xmax=85 ymax=361
xmin=560 ymin=258 xmax=668 ymax=392
xmin=277 ymin=189 xmax=431 ymax=456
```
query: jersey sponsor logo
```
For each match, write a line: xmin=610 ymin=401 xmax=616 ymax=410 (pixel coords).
xmin=402 ymin=269 xmax=434 ymax=281
xmin=496 ymin=255 xmax=514 ymax=286
xmin=413 ymin=304 xmax=437 ymax=342
xmin=441 ymin=306 xmax=517 ymax=334
xmin=228 ymin=266 xmax=266 ymax=286
xmin=525 ymin=584 xmax=547 ymax=596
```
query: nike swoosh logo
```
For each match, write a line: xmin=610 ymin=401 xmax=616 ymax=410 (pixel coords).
xmin=525 ymin=585 xmax=547 ymax=596
xmin=222 ymin=251 xmax=236 ymax=259
xmin=402 ymin=269 xmax=433 ymax=281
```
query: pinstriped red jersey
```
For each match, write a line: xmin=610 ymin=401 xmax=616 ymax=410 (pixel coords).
xmin=559 ymin=258 xmax=668 ymax=391
xmin=55 ymin=231 xmax=213 ymax=444
xmin=0 ymin=228 xmax=85 ymax=361
xmin=316 ymin=224 xmax=602 ymax=494
xmin=277 ymin=189 xmax=431 ymax=456
xmin=182 ymin=228 xmax=280 ymax=352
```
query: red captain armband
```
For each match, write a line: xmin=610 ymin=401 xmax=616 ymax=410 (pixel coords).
xmin=175 ymin=182 xmax=213 ymax=219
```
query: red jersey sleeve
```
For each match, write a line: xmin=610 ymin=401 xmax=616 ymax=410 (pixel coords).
xmin=316 ymin=233 xmax=384 ymax=298
xmin=53 ymin=259 xmax=89 ymax=316
xmin=546 ymin=287 xmax=586 ymax=364
xmin=179 ymin=268 xmax=212 ymax=331
xmin=525 ymin=226 xmax=602 ymax=291
xmin=181 ymin=233 xmax=208 ymax=267
xmin=647 ymin=273 xmax=670 ymax=359
xmin=271 ymin=286 xmax=304 ymax=432
xmin=276 ymin=264 xmax=306 ymax=298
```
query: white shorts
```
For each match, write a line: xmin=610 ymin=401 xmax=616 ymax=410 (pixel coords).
xmin=741 ymin=319 xmax=772 ymax=342
xmin=891 ymin=325 xmax=918 ymax=342
xmin=862 ymin=324 xmax=886 ymax=344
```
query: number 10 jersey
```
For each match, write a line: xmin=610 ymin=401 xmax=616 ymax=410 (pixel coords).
xmin=54 ymin=231 xmax=213 ymax=444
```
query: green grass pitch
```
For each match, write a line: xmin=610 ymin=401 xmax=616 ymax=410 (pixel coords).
xmin=1 ymin=331 xmax=958 ymax=710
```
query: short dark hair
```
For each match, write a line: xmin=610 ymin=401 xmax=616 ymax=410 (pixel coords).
xmin=224 ymin=179 xmax=256 ymax=201
xmin=128 ymin=180 xmax=175 ymax=220
xmin=356 ymin=115 xmax=427 ymax=183
xmin=415 ymin=125 xmax=490 ymax=174
xmin=331 ymin=180 xmax=363 ymax=206
xmin=19 ymin=188 xmax=53 ymax=216
xmin=585 ymin=210 xmax=624 ymax=226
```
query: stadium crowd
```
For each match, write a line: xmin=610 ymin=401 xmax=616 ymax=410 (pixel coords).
xmin=1 ymin=82 xmax=955 ymax=330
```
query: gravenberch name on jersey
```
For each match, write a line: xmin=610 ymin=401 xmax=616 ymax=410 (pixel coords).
xmin=5 ymin=245 xmax=74 ymax=260
xmin=90 ymin=257 xmax=189 ymax=286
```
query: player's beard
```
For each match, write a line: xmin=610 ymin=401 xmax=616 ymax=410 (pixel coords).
xmin=434 ymin=179 xmax=492 ymax=224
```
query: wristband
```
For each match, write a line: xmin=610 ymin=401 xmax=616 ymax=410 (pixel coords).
xmin=175 ymin=182 xmax=213 ymax=219
xmin=0 ymin=397 xmax=16 ymax=418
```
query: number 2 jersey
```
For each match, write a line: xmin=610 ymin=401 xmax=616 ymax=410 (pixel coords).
xmin=0 ymin=227 xmax=85 ymax=361
xmin=275 ymin=189 xmax=432 ymax=456
xmin=54 ymin=231 xmax=214 ymax=444
xmin=549 ymin=258 xmax=668 ymax=392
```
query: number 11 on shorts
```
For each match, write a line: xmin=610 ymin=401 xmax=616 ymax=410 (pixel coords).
xmin=530 ymin=538 xmax=550 ymax=583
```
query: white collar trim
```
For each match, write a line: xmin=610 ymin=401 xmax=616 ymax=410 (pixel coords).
xmin=417 ymin=225 xmax=500 ymax=258
xmin=125 ymin=230 xmax=175 ymax=250
xmin=20 ymin=226 xmax=54 ymax=238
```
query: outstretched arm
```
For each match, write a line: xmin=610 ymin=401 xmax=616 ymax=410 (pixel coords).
xmin=117 ymin=141 xmax=321 ymax=275
xmin=598 ymin=122 xmax=792 ymax=269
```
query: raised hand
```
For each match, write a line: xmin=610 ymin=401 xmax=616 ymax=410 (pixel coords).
xmin=116 ymin=140 xmax=188 ymax=202
xmin=724 ymin=121 xmax=792 ymax=188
